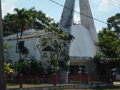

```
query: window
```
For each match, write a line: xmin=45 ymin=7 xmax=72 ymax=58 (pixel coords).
xmin=18 ymin=41 xmax=24 ymax=53
xmin=79 ymin=66 xmax=86 ymax=74
xmin=69 ymin=66 xmax=79 ymax=74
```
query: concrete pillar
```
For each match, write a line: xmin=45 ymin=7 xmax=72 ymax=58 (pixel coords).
xmin=58 ymin=0 xmax=75 ymax=83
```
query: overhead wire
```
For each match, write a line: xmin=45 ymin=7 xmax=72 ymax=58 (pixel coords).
xmin=49 ymin=0 xmax=108 ymax=25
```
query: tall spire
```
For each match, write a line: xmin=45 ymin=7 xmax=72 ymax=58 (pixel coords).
xmin=58 ymin=0 xmax=75 ymax=34
xmin=79 ymin=0 xmax=98 ymax=42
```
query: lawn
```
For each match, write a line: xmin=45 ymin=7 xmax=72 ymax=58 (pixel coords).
xmin=6 ymin=82 xmax=120 ymax=90
xmin=6 ymin=83 xmax=78 ymax=89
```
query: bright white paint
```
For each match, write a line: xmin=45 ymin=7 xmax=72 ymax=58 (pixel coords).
xmin=69 ymin=24 xmax=97 ymax=58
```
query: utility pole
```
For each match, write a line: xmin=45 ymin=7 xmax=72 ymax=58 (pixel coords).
xmin=0 ymin=0 xmax=6 ymax=90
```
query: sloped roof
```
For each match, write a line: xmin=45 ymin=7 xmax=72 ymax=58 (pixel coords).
xmin=42 ymin=45 xmax=54 ymax=51
xmin=8 ymin=30 xmax=49 ymax=40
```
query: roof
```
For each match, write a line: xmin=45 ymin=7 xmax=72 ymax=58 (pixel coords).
xmin=8 ymin=30 xmax=49 ymax=40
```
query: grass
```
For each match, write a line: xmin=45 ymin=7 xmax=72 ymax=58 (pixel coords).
xmin=6 ymin=83 xmax=79 ymax=89
xmin=6 ymin=82 xmax=120 ymax=90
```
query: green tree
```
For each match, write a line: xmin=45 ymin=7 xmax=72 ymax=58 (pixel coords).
xmin=2 ymin=7 xmax=53 ymax=36
xmin=107 ymin=13 xmax=120 ymax=36
xmin=93 ymin=28 xmax=120 ymax=74
xmin=27 ymin=7 xmax=53 ymax=30
xmin=11 ymin=8 xmax=29 ymax=36
xmin=2 ymin=13 xmax=17 ymax=36
xmin=35 ymin=25 xmax=74 ymax=74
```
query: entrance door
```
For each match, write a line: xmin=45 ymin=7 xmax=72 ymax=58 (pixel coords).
xmin=70 ymin=66 xmax=79 ymax=74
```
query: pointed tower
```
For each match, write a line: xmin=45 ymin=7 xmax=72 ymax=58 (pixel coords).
xmin=80 ymin=0 xmax=98 ymax=42
xmin=59 ymin=0 xmax=98 ymax=79
xmin=58 ymin=0 xmax=75 ymax=34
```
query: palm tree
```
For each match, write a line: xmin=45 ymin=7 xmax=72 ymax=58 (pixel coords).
xmin=12 ymin=8 xmax=29 ymax=36
xmin=11 ymin=8 xmax=29 ymax=60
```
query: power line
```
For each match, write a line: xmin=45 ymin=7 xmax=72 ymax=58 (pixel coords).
xmin=49 ymin=0 xmax=108 ymax=25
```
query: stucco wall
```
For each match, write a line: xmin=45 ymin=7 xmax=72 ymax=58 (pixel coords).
xmin=4 ymin=37 xmax=40 ymax=63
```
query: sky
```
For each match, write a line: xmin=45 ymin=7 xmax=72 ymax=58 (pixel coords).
xmin=1 ymin=0 xmax=120 ymax=32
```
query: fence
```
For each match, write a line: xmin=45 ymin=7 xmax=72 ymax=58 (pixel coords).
xmin=6 ymin=73 xmax=113 ymax=88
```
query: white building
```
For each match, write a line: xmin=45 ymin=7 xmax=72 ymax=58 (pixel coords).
xmin=4 ymin=0 xmax=98 ymax=75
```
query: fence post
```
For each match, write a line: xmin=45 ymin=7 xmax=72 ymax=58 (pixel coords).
xmin=59 ymin=73 xmax=60 ymax=84
xmin=20 ymin=74 xmax=23 ymax=88
xmin=68 ymin=72 xmax=70 ymax=83
xmin=54 ymin=73 xmax=56 ymax=86
xmin=86 ymin=73 xmax=88 ymax=84
xmin=111 ymin=72 xmax=113 ymax=83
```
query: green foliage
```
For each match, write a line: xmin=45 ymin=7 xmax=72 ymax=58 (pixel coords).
xmin=21 ymin=47 xmax=29 ymax=55
xmin=2 ymin=13 xmax=18 ymax=36
xmin=4 ymin=62 xmax=14 ymax=75
xmin=96 ymin=28 xmax=120 ymax=58
xmin=4 ymin=43 xmax=14 ymax=76
xmin=26 ymin=7 xmax=53 ymax=30
xmin=107 ymin=13 xmax=120 ymax=35
xmin=3 ymin=7 xmax=53 ymax=36
xmin=93 ymin=28 xmax=120 ymax=74
xmin=35 ymin=25 xmax=74 ymax=74
xmin=17 ymin=56 xmax=44 ymax=76
xmin=4 ymin=43 xmax=14 ymax=60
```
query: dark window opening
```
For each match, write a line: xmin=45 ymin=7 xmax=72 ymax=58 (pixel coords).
xmin=79 ymin=66 xmax=86 ymax=74
xmin=18 ymin=41 xmax=24 ymax=53
xmin=69 ymin=66 xmax=79 ymax=75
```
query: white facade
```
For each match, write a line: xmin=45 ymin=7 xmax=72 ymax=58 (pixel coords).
xmin=4 ymin=38 xmax=40 ymax=64
xmin=69 ymin=24 xmax=96 ymax=58
xmin=4 ymin=0 xmax=99 ymax=76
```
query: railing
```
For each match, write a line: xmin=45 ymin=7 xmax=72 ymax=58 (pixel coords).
xmin=6 ymin=73 xmax=113 ymax=88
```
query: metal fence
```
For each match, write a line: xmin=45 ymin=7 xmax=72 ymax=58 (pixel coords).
xmin=6 ymin=73 xmax=113 ymax=88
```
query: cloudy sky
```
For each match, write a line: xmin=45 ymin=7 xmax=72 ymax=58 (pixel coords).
xmin=1 ymin=0 xmax=120 ymax=32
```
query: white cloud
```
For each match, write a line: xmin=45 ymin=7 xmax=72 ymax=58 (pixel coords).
xmin=93 ymin=0 xmax=120 ymax=12
xmin=46 ymin=15 xmax=54 ymax=19
xmin=1 ymin=0 xmax=18 ymax=18
xmin=76 ymin=7 xmax=80 ymax=12
xmin=97 ymin=28 xmax=102 ymax=33
xmin=74 ymin=14 xmax=80 ymax=23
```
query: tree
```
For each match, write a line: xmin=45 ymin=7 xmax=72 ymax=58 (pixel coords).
xmin=107 ymin=13 xmax=120 ymax=36
xmin=35 ymin=25 xmax=74 ymax=74
xmin=96 ymin=28 xmax=120 ymax=58
xmin=26 ymin=7 xmax=53 ymax=30
xmin=2 ymin=7 xmax=53 ymax=36
xmin=93 ymin=28 xmax=120 ymax=74
xmin=2 ymin=13 xmax=17 ymax=36
xmin=11 ymin=8 xmax=30 ymax=36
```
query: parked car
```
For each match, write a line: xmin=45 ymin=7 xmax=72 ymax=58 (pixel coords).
xmin=114 ymin=72 xmax=120 ymax=81
xmin=111 ymin=68 xmax=120 ymax=81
